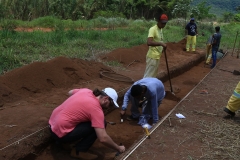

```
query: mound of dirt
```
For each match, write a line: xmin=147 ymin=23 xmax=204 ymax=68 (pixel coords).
xmin=0 ymin=38 xmax=196 ymax=105
xmin=0 ymin=36 xmax=211 ymax=160
xmin=100 ymin=44 xmax=148 ymax=65
xmin=0 ymin=38 xmax=188 ymax=103
xmin=100 ymin=39 xmax=187 ymax=66
xmin=0 ymin=57 xmax=112 ymax=103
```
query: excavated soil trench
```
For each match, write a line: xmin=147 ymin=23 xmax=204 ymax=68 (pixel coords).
xmin=0 ymin=39 xmax=214 ymax=160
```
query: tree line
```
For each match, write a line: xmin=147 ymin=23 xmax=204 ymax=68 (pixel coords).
xmin=192 ymin=0 xmax=239 ymax=14
xmin=0 ymin=0 xmax=239 ymax=22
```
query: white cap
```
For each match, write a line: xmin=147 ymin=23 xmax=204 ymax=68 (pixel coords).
xmin=102 ymin=87 xmax=119 ymax=108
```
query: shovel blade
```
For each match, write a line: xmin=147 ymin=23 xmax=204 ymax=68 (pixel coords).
xmin=165 ymin=91 xmax=181 ymax=102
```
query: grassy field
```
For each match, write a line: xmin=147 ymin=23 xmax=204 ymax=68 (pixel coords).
xmin=0 ymin=17 xmax=239 ymax=74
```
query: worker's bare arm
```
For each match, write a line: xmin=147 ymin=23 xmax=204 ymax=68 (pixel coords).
xmin=94 ymin=128 xmax=125 ymax=153
xmin=147 ymin=37 xmax=167 ymax=48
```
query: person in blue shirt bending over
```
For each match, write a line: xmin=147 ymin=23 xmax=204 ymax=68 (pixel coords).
xmin=120 ymin=77 xmax=165 ymax=127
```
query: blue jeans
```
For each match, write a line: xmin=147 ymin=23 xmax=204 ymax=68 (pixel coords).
xmin=211 ymin=47 xmax=218 ymax=68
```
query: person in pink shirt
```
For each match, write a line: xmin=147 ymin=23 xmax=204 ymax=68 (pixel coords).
xmin=49 ymin=87 xmax=125 ymax=160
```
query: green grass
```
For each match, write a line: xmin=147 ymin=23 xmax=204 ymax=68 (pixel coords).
xmin=0 ymin=17 xmax=239 ymax=74
xmin=104 ymin=61 xmax=122 ymax=67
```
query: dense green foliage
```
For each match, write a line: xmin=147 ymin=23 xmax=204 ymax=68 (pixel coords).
xmin=234 ymin=14 xmax=240 ymax=22
xmin=192 ymin=0 xmax=239 ymax=16
xmin=0 ymin=0 xmax=172 ymax=20
xmin=0 ymin=0 xmax=239 ymax=22
xmin=0 ymin=16 xmax=239 ymax=74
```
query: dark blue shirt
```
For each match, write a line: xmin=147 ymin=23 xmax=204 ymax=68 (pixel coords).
xmin=185 ymin=22 xmax=197 ymax=36
xmin=212 ymin=32 xmax=221 ymax=49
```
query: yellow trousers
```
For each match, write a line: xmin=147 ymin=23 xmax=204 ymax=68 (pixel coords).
xmin=143 ymin=57 xmax=160 ymax=78
xmin=186 ymin=35 xmax=196 ymax=51
xmin=226 ymin=81 xmax=240 ymax=112
xmin=205 ymin=44 xmax=212 ymax=64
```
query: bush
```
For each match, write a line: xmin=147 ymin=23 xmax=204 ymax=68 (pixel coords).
xmin=234 ymin=14 xmax=240 ymax=22
xmin=31 ymin=16 xmax=60 ymax=28
xmin=0 ymin=19 xmax=17 ymax=32
xmin=92 ymin=17 xmax=108 ymax=28
xmin=0 ymin=50 xmax=21 ymax=74
xmin=197 ymin=22 xmax=214 ymax=33
xmin=128 ymin=19 xmax=152 ymax=32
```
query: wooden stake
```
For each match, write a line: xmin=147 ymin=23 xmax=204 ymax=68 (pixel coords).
xmin=237 ymin=37 xmax=240 ymax=58
xmin=232 ymin=31 xmax=239 ymax=56
xmin=168 ymin=117 xmax=172 ymax=127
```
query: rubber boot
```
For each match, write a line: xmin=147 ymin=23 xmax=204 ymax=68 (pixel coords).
xmin=224 ymin=81 xmax=240 ymax=116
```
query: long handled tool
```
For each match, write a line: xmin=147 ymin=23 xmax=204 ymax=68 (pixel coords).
xmin=163 ymin=50 xmax=181 ymax=102
xmin=163 ymin=49 xmax=174 ymax=94
xmin=205 ymin=35 xmax=213 ymax=64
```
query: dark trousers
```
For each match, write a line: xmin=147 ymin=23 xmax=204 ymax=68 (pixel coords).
xmin=50 ymin=122 xmax=97 ymax=153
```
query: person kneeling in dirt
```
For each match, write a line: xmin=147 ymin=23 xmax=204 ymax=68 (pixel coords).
xmin=49 ymin=87 xmax=125 ymax=159
xmin=224 ymin=81 xmax=240 ymax=118
xmin=120 ymin=77 xmax=165 ymax=127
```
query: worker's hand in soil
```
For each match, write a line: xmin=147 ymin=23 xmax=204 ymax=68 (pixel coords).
xmin=120 ymin=110 xmax=126 ymax=116
xmin=118 ymin=145 xmax=125 ymax=153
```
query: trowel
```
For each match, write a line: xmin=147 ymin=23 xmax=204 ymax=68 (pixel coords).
xmin=107 ymin=121 xmax=116 ymax=125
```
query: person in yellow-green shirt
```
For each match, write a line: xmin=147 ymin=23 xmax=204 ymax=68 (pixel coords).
xmin=143 ymin=14 xmax=168 ymax=78
xmin=205 ymin=35 xmax=213 ymax=65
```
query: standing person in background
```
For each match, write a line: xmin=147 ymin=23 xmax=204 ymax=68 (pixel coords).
xmin=185 ymin=18 xmax=198 ymax=52
xmin=205 ymin=35 xmax=213 ymax=65
xmin=210 ymin=26 xmax=221 ymax=69
xmin=49 ymin=87 xmax=125 ymax=160
xmin=143 ymin=14 xmax=168 ymax=78
xmin=224 ymin=81 xmax=240 ymax=118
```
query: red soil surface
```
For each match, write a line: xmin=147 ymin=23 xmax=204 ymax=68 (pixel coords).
xmin=123 ymin=53 xmax=240 ymax=160
xmin=0 ymin=38 xmax=212 ymax=160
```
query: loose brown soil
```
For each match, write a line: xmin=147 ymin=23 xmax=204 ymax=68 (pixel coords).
xmin=0 ymin=38 xmax=213 ymax=160
xmin=122 ymin=53 xmax=240 ymax=160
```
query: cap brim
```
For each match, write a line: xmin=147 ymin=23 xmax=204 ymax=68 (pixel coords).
xmin=113 ymin=101 xmax=119 ymax=108
xmin=161 ymin=20 xmax=168 ymax=23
